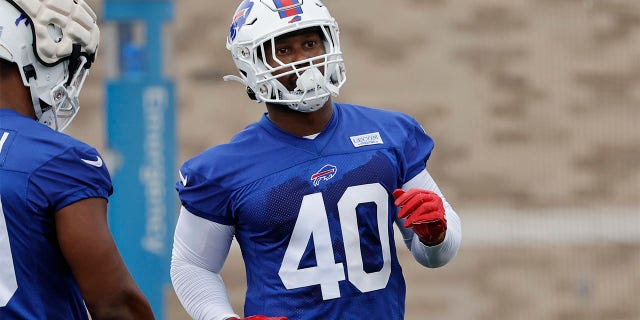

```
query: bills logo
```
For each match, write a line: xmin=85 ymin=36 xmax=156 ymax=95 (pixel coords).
xmin=311 ymin=164 xmax=337 ymax=187
xmin=273 ymin=0 xmax=304 ymax=19
xmin=288 ymin=15 xmax=302 ymax=24
xmin=229 ymin=0 xmax=254 ymax=41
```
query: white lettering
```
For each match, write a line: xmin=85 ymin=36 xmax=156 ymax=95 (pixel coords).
xmin=139 ymin=87 xmax=169 ymax=255
xmin=350 ymin=132 xmax=383 ymax=148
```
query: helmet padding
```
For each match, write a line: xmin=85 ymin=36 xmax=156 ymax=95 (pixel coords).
xmin=0 ymin=0 xmax=99 ymax=131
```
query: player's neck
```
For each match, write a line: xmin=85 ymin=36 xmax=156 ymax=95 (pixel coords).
xmin=0 ymin=70 xmax=35 ymax=118
xmin=266 ymin=101 xmax=333 ymax=137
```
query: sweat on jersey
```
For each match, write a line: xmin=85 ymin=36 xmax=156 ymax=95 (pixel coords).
xmin=177 ymin=103 xmax=434 ymax=320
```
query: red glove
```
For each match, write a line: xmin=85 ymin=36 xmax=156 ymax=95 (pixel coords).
xmin=228 ymin=316 xmax=288 ymax=320
xmin=393 ymin=189 xmax=447 ymax=246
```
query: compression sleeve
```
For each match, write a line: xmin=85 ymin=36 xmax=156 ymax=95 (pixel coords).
xmin=394 ymin=169 xmax=462 ymax=268
xmin=170 ymin=207 xmax=240 ymax=320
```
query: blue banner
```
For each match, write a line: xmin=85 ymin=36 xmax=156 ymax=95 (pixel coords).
xmin=103 ymin=1 xmax=175 ymax=319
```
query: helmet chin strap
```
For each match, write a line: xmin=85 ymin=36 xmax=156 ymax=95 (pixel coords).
xmin=38 ymin=108 xmax=56 ymax=129
xmin=28 ymin=80 xmax=57 ymax=130
xmin=224 ymin=67 xmax=337 ymax=112
xmin=222 ymin=74 xmax=246 ymax=85
xmin=18 ymin=41 xmax=57 ymax=130
xmin=285 ymin=95 xmax=329 ymax=113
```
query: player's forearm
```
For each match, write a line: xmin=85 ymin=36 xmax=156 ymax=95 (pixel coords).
xmin=409 ymin=205 xmax=461 ymax=268
xmin=171 ymin=260 xmax=238 ymax=320
xmin=171 ymin=207 xmax=239 ymax=320
xmin=398 ymin=169 xmax=462 ymax=267
xmin=87 ymin=290 xmax=155 ymax=320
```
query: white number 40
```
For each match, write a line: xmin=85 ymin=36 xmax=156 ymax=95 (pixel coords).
xmin=278 ymin=183 xmax=392 ymax=300
xmin=1 ymin=196 xmax=18 ymax=307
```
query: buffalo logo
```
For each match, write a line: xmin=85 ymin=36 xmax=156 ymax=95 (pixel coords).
xmin=311 ymin=164 xmax=337 ymax=187
xmin=288 ymin=15 xmax=302 ymax=24
xmin=229 ymin=0 xmax=254 ymax=41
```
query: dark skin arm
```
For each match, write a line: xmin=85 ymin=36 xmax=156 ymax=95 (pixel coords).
xmin=56 ymin=198 xmax=155 ymax=320
xmin=3 ymin=47 xmax=153 ymax=319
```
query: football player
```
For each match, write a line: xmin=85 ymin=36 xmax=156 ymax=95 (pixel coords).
xmin=0 ymin=0 xmax=154 ymax=319
xmin=171 ymin=1 xmax=462 ymax=319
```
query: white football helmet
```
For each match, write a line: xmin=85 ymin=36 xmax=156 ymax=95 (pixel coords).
xmin=224 ymin=0 xmax=346 ymax=112
xmin=0 ymin=0 xmax=99 ymax=131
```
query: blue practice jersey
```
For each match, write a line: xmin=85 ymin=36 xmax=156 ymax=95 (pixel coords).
xmin=177 ymin=103 xmax=434 ymax=320
xmin=0 ymin=109 xmax=112 ymax=319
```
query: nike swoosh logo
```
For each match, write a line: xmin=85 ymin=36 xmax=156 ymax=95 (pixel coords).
xmin=179 ymin=171 xmax=188 ymax=186
xmin=82 ymin=156 xmax=103 ymax=168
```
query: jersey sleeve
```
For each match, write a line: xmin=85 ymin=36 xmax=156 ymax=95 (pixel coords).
xmin=29 ymin=145 xmax=112 ymax=213
xmin=176 ymin=159 xmax=235 ymax=226
xmin=398 ymin=115 xmax=434 ymax=185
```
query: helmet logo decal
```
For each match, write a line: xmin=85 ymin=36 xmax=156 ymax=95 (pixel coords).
xmin=311 ymin=164 xmax=337 ymax=187
xmin=230 ymin=0 xmax=254 ymax=41
xmin=15 ymin=14 xmax=30 ymax=27
xmin=288 ymin=15 xmax=302 ymax=24
xmin=273 ymin=0 xmax=303 ymax=19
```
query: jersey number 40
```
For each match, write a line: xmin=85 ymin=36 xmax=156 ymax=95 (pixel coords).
xmin=278 ymin=183 xmax=392 ymax=300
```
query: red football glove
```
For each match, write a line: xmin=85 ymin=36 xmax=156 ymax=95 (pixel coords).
xmin=393 ymin=189 xmax=447 ymax=246
xmin=228 ymin=316 xmax=288 ymax=320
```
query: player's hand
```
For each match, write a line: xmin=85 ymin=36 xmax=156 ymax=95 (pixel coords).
xmin=228 ymin=316 xmax=288 ymax=320
xmin=393 ymin=188 xmax=447 ymax=246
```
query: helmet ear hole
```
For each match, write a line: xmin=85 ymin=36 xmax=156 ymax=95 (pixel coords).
xmin=47 ymin=23 xmax=63 ymax=44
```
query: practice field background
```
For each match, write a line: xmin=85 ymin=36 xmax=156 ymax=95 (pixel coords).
xmin=70 ymin=0 xmax=639 ymax=319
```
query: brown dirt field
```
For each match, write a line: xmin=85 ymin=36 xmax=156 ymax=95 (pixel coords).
xmin=166 ymin=245 xmax=640 ymax=320
xmin=71 ymin=0 xmax=639 ymax=319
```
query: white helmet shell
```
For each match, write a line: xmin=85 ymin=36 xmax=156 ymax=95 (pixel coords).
xmin=0 ymin=0 xmax=99 ymax=131
xmin=224 ymin=0 xmax=347 ymax=112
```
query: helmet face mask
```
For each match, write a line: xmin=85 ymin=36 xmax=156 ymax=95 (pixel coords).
xmin=39 ymin=59 xmax=90 ymax=130
xmin=225 ymin=0 xmax=346 ymax=112
xmin=0 ymin=0 xmax=99 ymax=131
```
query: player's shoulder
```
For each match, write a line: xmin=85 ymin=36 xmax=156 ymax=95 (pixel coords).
xmin=4 ymin=118 xmax=102 ymax=172
xmin=180 ymin=141 xmax=249 ymax=180
xmin=179 ymin=121 xmax=288 ymax=187
xmin=334 ymin=102 xmax=422 ymax=132
xmin=32 ymin=124 xmax=99 ymax=159
xmin=184 ymin=122 xmax=264 ymax=163
xmin=335 ymin=102 xmax=417 ymax=122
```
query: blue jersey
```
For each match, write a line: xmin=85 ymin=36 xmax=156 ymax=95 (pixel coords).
xmin=0 ymin=109 xmax=112 ymax=319
xmin=177 ymin=103 xmax=434 ymax=320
